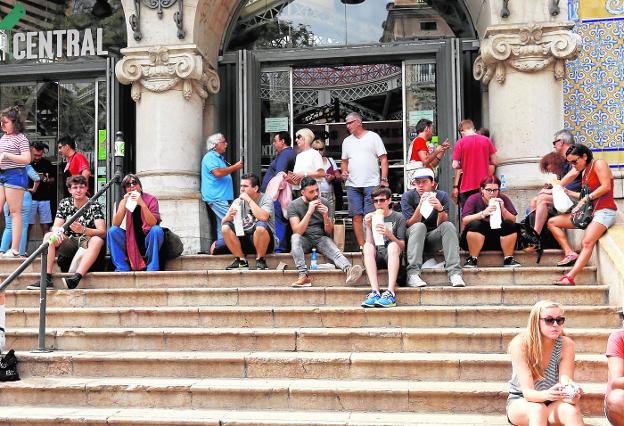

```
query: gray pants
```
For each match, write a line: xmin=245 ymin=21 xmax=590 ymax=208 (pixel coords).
xmin=291 ymin=233 xmax=351 ymax=276
xmin=406 ymin=221 xmax=462 ymax=278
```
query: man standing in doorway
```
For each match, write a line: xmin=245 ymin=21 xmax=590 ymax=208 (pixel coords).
xmin=58 ymin=136 xmax=90 ymax=195
xmin=29 ymin=141 xmax=55 ymax=235
xmin=341 ymin=112 xmax=389 ymax=249
xmin=408 ymin=118 xmax=450 ymax=169
xmin=201 ymin=133 xmax=243 ymax=241
xmin=261 ymin=132 xmax=296 ymax=253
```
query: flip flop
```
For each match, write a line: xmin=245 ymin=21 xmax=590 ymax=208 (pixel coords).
xmin=557 ymin=253 xmax=578 ymax=267
xmin=553 ymin=275 xmax=575 ymax=286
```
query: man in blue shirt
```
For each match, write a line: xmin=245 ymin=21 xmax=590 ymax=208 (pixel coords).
xmin=261 ymin=132 xmax=296 ymax=253
xmin=201 ymin=133 xmax=243 ymax=241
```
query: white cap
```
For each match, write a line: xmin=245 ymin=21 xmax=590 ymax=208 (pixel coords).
xmin=409 ymin=167 xmax=435 ymax=181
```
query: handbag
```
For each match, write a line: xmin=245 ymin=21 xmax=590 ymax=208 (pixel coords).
xmin=159 ymin=227 xmax=184 ymax=260
xmin=570 ymin=184 xmax=594 ymax=229
xmin=0 ymin=349 xmax=20 ymax=382
xmin=516 ymin=221 xmax=543 ymax=263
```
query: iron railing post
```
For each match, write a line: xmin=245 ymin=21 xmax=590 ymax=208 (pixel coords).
xmin=35 ymin=244 xmax=51 ymax=353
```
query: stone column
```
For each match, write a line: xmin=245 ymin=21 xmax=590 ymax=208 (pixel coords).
xmin=473 ymin=22 xmax=581 ymax=214
xmin=116 ymin=44 xmax=220 ymax=253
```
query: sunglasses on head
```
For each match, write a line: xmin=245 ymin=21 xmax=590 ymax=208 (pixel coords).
xmin=540 ymin=316 xmax=565 ymax=326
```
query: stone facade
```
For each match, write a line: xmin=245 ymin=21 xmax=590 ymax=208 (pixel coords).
xmin=114 ymin=0 xmax=616 ymax=252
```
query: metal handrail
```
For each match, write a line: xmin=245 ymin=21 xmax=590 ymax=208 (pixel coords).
xmin=0 ymin=171 xmax=122 ymax=352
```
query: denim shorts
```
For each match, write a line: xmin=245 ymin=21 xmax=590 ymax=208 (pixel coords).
xmin=594 ymin=208 xmax=617 ymax=229
xmin=0 ymin=168 xmax=28 ymax=190
xmin=346 ymin=186 xmax=375 ymax=216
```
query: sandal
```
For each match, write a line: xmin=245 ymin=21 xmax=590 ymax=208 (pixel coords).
xmin=553 ymin=275 xmax=575 ymax=286
xmin=557 ymin=253 xmax=578 ymax=267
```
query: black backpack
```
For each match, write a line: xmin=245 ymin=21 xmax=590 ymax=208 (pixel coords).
xmin=0 ymin=349 xmax=20 ymax=382
xmin=516 ymin=220 xmax=543 ymax=264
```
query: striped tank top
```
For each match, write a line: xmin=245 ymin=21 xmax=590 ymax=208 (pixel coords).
xmin=508 ymin=335 xmax=562 ymax=401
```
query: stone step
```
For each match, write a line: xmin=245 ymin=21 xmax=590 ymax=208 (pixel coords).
xmin=163 ymin=249 xmax=570 ymax=270
xmin=4 ymin=327 xmax=615 ymax=353
xmin=15 ymin=351 xmax=609 ymax=383
xmin=2 ymin=266 xmax=599 ymax=290
xmin=4 ymin=285 xmax=609 ymax=308
xmin=0 ymin=406 xmax=612 ymax=426
xmin=6 ymin=305 xmax=620 ymax=329
xmin=0 ymin=249 xmax=571 ymax=274
xmin=0 ymin=378 xmax=607 ymax=415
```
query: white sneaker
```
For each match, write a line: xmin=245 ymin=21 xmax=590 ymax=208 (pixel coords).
xmin=407 ymin=274 xmax=427 ymax=287
xmin=421 ymin=258 xmax=438 ymax=269
xmin=2 ymin=250 xmax=20 ymax=258
xmin=345 ymin=265 xmax=363 ymax=285
xmin=449 ymin=274 xmax=466 ymax=287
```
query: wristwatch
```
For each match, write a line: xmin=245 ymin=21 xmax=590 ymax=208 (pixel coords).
xmin=381 ymin=177 xmax=388 ymax=182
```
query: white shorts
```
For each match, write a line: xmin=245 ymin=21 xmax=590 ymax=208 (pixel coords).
xmin=29 ymin=200 xmax=53 ymax=225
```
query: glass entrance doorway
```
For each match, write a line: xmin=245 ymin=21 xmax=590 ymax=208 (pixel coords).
xmin=259 ymin=60 xmax=438 ymax=197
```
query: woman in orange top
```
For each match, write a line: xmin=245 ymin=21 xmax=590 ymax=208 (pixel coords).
xmin=547 ymin=144 xmax=617 ymax=285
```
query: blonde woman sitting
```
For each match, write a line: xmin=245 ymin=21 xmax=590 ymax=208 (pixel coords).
xmin=507 ymin=300 xmax=584 ymax=425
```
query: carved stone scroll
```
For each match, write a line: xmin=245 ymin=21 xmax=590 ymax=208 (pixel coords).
xmin=473 ymin=22 xmax=581 ymax=85
xmin=115 ymin=45 xmax=220 ymax=105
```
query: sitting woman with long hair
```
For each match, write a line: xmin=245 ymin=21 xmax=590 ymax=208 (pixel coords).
xmin=547 ymin=144 xmax=618 ymax=285
xmin=507 ymin=300 xmax=584 ymax=426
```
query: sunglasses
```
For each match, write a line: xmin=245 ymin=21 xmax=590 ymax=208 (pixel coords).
xmin=552 ymin=139 xmax=562 ymax=146
xmin=568 ymin=159 xmax=580 ymax=165
xmin=540 ymin=316 xmax=565 ymax=326
xmin=373 ymin=197 xmax=388 ymax=203
xmin=313 ymin=147 xmax=324 ymax=151
xmin=345 ymin=120 xmax=357 ymax=125
xmin=482 ymin=188 xmax=499 ymax=193
xmin=295 ymin=134 xmax=303 ymax=139
xmin=124 ymin=180 xmax=138 ymax=187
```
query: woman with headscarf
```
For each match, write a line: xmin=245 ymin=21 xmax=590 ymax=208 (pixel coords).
xmin=287 ymin=128 xmax=324 ymax=198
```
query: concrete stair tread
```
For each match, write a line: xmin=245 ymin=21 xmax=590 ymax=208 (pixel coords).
xmin=0 ymin=406 xmax=612 ymax=426
xmin=1 ymin=376 xmax=608 ymax=394
xmin=15 ymin=349 xmax=607 ymax=363
xmin=2 ymin=265 xmax=599 ymax=289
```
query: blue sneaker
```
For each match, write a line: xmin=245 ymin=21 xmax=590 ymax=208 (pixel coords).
xmin=375 ymin=290 xmax=396 ymax=308
xmin=361 ymin=290 xmax=381 ymax=308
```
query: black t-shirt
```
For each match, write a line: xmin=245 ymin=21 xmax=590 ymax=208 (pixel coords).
xmin=30 ymin=158 xmax=55 ymax=201
xmin=132 ymin=208 xmax=147 ymax=254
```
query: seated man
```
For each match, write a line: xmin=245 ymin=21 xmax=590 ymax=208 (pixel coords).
xmin=27 ymin=175 xmax=106 ymax=290
xmin=108 ymin=174 xmax=164 ymax=271
xmin=221 ymin=173 xmax=276 ymax=271
xmin=361 ymin=186 xmax=406 ymax=308
xmin=401 ymin=167 xmax=465 ymax=288
xmin=288 ymin=177 xmax=363 ymax=287
xmin=606 ymin=329 xmax=624 ymax=425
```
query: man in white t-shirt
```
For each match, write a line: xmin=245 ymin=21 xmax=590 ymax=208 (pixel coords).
xmin=340 ymin=112 xmax=389 ymax=248
xmin=288 ymin=128 xmax=324 ymax=196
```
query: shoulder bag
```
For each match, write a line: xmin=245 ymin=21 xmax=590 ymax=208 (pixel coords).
xmin=0 ymin=349 xmax=20 ymax=381
xmin=570 ymin=163 xmax=595 ymax=230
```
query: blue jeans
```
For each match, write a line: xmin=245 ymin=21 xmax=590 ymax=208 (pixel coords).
xmin=107 ymin=225 xmax=165 ymax=271
xmin=206 ymin=200 xmax=230 ymax=241
xmin=274 ymin=200 xmax=291 ymax=253
xmin=0 ymin=191 xmax=32 ymax=255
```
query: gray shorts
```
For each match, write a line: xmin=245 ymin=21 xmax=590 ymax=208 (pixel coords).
xmin=594 ymin=208 xmax=617 ymax=229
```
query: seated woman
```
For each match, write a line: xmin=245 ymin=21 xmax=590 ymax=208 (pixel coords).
xmin=460 ymin=175 xmax=520 ymax=268
xmin=507 ymin=300 xmax=584 ymax=426
xmin=547 ymin=144 xmax=618 ymax=285
xmin=107 ymin=174 xmax=165 ymax=271
xmin=530 ymin=152 xmax=567 ymax=235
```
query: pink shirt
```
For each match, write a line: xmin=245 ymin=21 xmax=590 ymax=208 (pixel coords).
xmin=606 ymin=330 xmax=624 ymax=394
xmin=452 ymin=134 xmax=496 ymax=193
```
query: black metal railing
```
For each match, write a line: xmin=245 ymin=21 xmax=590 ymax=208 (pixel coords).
xmin=0 ymin=172 xmax=122 ymax=352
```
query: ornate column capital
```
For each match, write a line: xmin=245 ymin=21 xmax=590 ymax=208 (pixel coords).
xmin=115 ymin=44 xmax=220 ymax=105
xmin=473 ymin=22 xmax=582 ymax=85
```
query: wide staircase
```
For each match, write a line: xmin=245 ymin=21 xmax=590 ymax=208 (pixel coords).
xmin=0 ymin=249 xmax=616 ymax=425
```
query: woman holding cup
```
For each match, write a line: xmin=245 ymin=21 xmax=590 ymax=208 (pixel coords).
xmin=506 ymin=300 xmax=584 ymax=426
xmin=460 ymin=175 xmax=520 ymax=268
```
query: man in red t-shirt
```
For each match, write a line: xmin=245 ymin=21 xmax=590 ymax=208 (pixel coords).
xmin=58 ymin=136 xmax=91 ymax=195
xmin=451 ymin=119 xmax=497 ymax=208
xmin=408 ymin=119 xmax=449 ymax=169
xmin=606 ymin=329 xmax=624 ymax=425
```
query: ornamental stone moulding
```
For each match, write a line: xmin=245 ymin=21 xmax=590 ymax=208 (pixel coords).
xmin=473 ymin=22 xmax=581 ymax=85
xmin=115 ymin=45 xmax=220 ymax=105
